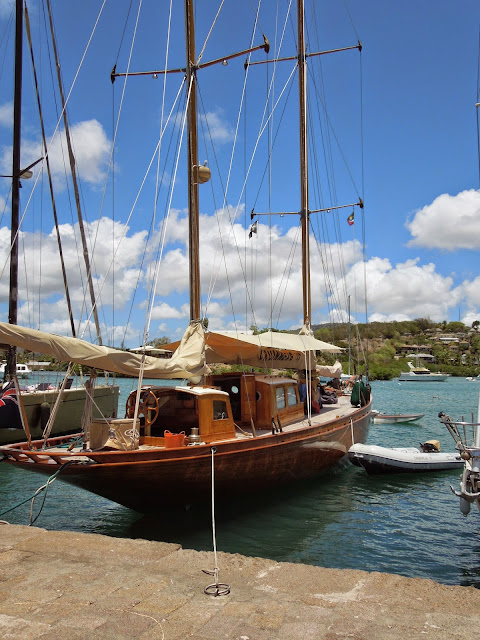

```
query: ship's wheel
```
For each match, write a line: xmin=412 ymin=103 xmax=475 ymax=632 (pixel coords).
xmin=125 ymin=389 xmax=160 ymax=426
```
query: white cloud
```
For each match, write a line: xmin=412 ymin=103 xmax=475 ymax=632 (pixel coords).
xmin=200 ymin=110 xmax=234 ymax=144
xmin=47 ymin=120 xmax=111 ymax=186
xmin=150 ymin=302 xmax=188 ymax=320
xmin=0 ymin=217 xmax=147 ymax=313
xmin=406 ymin=189 xmax=480 ymax=250
xmin=350 ymin=257 xmax=461 ymax=322
xmin=0 ymin=119 xmax=112 ymax=188
xmin=1 ymin=202 xmax=478 ymax=344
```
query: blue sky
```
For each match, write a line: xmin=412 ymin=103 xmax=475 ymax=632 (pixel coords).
xmin=1 ymin=0 xmax=480 ymax=349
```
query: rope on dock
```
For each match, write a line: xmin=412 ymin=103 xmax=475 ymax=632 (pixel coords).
xmin=203 ymin=446 xmax=230 ymax=597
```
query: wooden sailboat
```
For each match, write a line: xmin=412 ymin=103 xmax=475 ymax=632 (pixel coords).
xmin=0 ymin=0 xmax=371 ymax=512
xmin=0 ymin=0 xmax=118 ymax=444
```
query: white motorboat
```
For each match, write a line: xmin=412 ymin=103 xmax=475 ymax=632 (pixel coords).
xmin=0 ymin=362 xmax=31 ymax=378
xmin=372 ymin=410 xmax=424 ymax=424
xmin=348 ymin=440 xmax=463 ymax=474
xmin=398 ymin=362 xmax=449 ymax=382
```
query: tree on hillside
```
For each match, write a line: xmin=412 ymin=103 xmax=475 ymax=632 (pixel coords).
xmin=444 ymin=321 xmax=467 ymax=333
xmin=414 ymin=318 xmax=436 ymax=331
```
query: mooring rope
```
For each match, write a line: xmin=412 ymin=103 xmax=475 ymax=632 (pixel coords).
xmin=0 ymin=460 xmax=74 ymax=525
xmin=203 ymin=447 xmax=230 ymax=597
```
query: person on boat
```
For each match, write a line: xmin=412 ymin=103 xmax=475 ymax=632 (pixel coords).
xmin=297 ymin=371 xmax=321 ymax=414
xmin=310 ymin=380 xmax=322 ymax=414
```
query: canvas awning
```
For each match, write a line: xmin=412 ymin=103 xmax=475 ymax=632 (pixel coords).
xmin=164 ymin=329 xmax=342 ymax=371
xmin=0 ymin=321 xmax=206 ymax=379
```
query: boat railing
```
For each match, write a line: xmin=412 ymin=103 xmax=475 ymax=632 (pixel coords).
xmin=438 ymin=411 xmax=480 ymax=452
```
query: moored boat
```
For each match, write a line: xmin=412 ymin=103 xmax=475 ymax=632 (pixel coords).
xmin=399 ymin=362 xmax=449 ymax=382
xmin=0 ymin=362 xmax=31 ymax=379
xmin=0 ymin=0 xmax=372 ymax=512
xmin=0 ymin=380 xmax=119 ymax=446
xmin=348 ymin=441 xmax=463 ymax=475
xmin=372 ymin=410 xmax=424 ymax=424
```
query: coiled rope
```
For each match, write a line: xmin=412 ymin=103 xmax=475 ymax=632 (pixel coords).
xmin=203 ymin=447 xmax=230 ymax=597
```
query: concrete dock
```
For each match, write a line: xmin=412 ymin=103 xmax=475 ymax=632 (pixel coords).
xmin=1 ymin=523 xmax=479 ymax=639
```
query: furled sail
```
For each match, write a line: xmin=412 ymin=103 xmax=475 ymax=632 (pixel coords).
xmin=0 ymin=321 xmax=207 ymax=379
xmin=316 ymin=360 xmax=343 ymax=378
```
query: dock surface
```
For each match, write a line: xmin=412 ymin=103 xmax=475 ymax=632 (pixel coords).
xmin=1 ymin=523 xmax=479 ymax=639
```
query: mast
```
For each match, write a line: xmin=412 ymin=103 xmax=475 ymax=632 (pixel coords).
xmin=185 ymin=0 xmax=201 ymax=322
xmin=45 ymin=0 xmax=103 ymax=345
xmin=297 ymin=0 xmax=311 ymax=331
xmin=6 ymin=0 xmax=24 ymax=381
xmin=347 ymin=295 xmax=351 ymax=375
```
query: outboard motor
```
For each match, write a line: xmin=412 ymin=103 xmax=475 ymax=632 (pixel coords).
xmin=420 ymin=440 xmax=441 ymax=453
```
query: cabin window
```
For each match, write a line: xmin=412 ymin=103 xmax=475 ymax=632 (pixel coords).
xmin=286 ymin=386 xmax=297 ymax=406
xmin=276 ymin=387 xmax=286 ymax=410
xmin=213 ymin=400 xmax=228 ymax=420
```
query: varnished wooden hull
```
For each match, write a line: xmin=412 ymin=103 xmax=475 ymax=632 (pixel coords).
xmin=0 ymin=400 xmax=371 ymax=512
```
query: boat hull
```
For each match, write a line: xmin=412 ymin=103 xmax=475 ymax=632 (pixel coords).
xmin=0 ymin=384 xmax=119 ymax=445
xmin=398 ymin=373 xmax=449 ymax=382
xmin=372 ymin=413 xmax=424 ymax=424
xmin=348 ymin=443 xmax=463 ymax=475
xmin=1 ymin=401 xmax=371 ymax=512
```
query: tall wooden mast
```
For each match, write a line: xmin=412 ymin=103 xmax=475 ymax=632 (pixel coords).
xmin=6 ymin=0 xmax=23 ymax=380
xmin=297 ymin=0 xmax=311 ymax=332
xmin=185 ymin=0 xmax=201 ymax=322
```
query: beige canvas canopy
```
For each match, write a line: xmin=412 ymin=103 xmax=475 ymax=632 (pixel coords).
xmin=164 ymin=329 xmax=342 ymax=370
xmin=0 ymin=321 xmax=206 ymax=379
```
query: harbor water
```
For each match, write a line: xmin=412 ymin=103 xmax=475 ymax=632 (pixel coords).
xmin=1 ymin=375 xmax=480 ymax=587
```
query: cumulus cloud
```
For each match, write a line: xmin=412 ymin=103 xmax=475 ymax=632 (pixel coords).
xmin=343 ymin=257 xmax=462 ymax=322
xmin=1 ymin=202 xmax=477 ymax=345
xmin=406 ymin=189 xmax=480 ymax=250
xmin=47 ymin=120 xmax=111 ymax=185
xmin=0 ymin=217 xmax=147 ymax=316
xmin=150 ymin=302 xmax=188 ymax=320
xmin=200 ymin=110 xmax=234 ymax=144
xmin=0 ymin=119 xmax=111 ymax=189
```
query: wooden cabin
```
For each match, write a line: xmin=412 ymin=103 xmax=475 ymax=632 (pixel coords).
xmin=124 ymin=373 xmax=305 ymax=448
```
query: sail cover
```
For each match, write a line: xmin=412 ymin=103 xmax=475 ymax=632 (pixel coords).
xmin=0 ymin=321 xmax=207 ymax=379
xmin=316 ymin=360 xmax=343 ymax=378
xmin=164 ymin=330 xmax=342 ymax=370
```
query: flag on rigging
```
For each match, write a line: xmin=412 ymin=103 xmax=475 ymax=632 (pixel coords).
xmin=249 ymin=221 xmax=258 ymax=238
xmin=347 ymin=212 xmax=354 ymax=226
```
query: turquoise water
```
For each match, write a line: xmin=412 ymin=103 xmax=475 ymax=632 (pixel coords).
xmin=2 ymin=376 xmax=480 ymax=587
